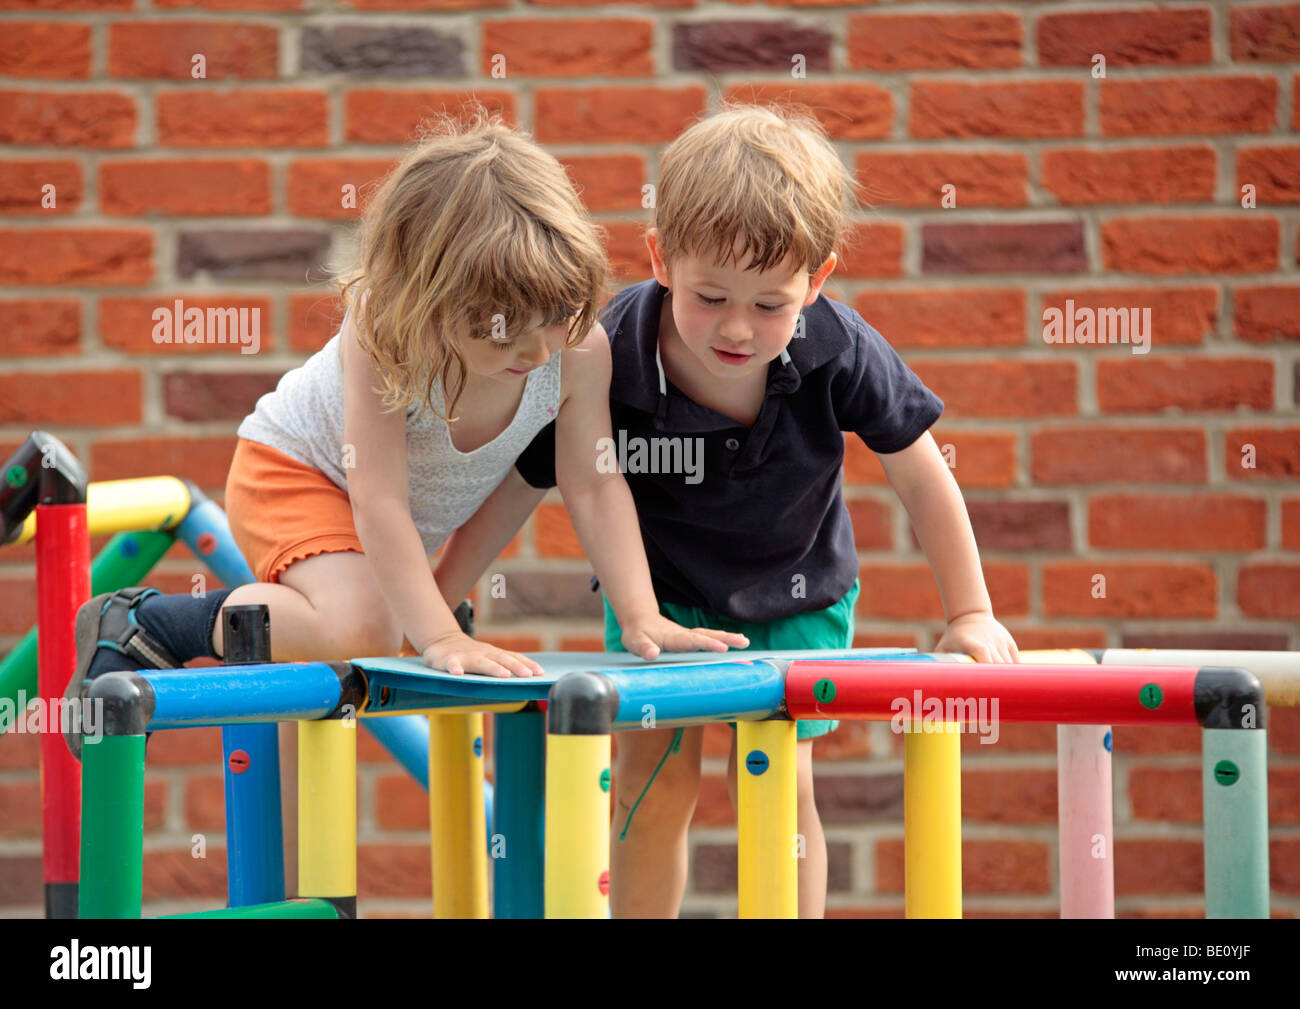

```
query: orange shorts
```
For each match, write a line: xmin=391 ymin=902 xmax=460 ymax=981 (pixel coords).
xmin=224 ymin=437 xmax=364 ymax=585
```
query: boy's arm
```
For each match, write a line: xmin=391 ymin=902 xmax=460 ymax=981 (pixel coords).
xmin=432 ymin=469 xmax=545 ymax=608
xmin=877 ymin=431 xmax=1019 ymax=662
xmin=554 ymin=323 xmax=747 ymax=658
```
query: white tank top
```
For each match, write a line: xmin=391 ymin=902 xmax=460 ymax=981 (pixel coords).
xmin=237 ymin=308 xmax=562 ymax=556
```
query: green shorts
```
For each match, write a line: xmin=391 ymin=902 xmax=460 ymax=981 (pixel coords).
xmin=602 ymin=579 xmax=859 ymax=740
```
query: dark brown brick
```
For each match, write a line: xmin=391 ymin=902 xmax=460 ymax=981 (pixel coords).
xmin=673 ymin=21 xmax=830 ymax=72
xmin=965 ymin=499 xmax=1072 ymax=551
xmin=693 ymin=841 xmax=852 ymax=893
xmin=814 ymin=771 xmax=903 ymax=824
xmin=922 ymin=222 xmax=1085 ymax=274
xmin=176 ymin=229 xmax=332 ymax=283
xmin=301 ymin=25 xmax=463 ymax=76
xmin=163 ymin=371 xmax=281 ymax=421
xmin=1120 ymin=630 xmax=1290 ymax=650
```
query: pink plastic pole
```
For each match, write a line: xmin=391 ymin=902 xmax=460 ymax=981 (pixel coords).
xmin=1057 ymin=724 xmax=1114 ymax=918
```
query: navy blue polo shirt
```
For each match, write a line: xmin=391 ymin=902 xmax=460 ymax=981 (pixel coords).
xmin=515 ymin=279 xmax=943 ymax=624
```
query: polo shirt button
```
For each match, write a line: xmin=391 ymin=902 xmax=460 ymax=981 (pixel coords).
xmin=725 ymin=437 xmax=740 ymax=451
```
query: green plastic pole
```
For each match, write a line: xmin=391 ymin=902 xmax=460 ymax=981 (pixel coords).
xmin=1203 ymin=727 xmax=1269 ymax=919
xmin=0 ymin=530 xmax=174 ymax=734
xmin=78 ymin=733 xmax=146 ymax=919
xmin=159 ymin=898 xmax=341 ymax=919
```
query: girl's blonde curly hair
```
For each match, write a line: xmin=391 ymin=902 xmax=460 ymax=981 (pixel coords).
xmin=336 ymin=106 xmax=610 ymax=421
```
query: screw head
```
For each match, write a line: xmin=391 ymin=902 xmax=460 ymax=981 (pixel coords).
xmin=1213 ymin=760 xmax=1240 ymax=787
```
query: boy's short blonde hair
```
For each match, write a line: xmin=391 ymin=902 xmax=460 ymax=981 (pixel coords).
xmin=337 ymin=106 xmax=609 ymax=420
xmin=654 ymin=101 xmax=858 ymax=278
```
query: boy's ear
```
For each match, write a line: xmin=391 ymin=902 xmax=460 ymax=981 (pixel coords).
xmin=645 ymin=228 xmax=671 ymax=288
xmin=803 ymin=252 xmax=838 ymax=306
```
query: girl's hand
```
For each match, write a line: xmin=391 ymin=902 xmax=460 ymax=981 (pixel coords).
xmin=620 ymin=614 xmax=749 ymax=661
xmin=420 ymin=632 xmax=544 ymax=679
xmin=934 ymin=612 xmax=1020 ymax=663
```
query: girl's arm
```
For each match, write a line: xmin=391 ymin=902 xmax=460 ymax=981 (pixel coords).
xmin=877 ymin=431 xmax=1018 ymax=662
xmin=432 ymin=468 xmax=545 ymax=607
xmin=341 ymin=309 xmax=542 ymax=677
xmin=554 ymin=323 xmax=747 ymax=658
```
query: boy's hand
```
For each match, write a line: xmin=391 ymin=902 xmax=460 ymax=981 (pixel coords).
xmin=621 ymin=614 xmax=749 ymax=661
xmin=935 ymin=612 xmax=1019 ymax=663
xmin=420 ymin=632 xmax=544 ymax=679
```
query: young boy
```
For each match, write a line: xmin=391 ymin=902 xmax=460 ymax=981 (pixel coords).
xmin=516 ymin=103 xmax=1019 ymax=917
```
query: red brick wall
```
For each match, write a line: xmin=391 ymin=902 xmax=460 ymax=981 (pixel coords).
xmin=1 ymin=3 xmax=1297 ymax=918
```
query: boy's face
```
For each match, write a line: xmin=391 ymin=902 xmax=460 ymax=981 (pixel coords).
xmin=647 ymin=229 xmax=836 ymax=381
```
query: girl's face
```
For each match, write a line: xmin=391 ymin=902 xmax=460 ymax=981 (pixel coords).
xmin=457 ymin=315 xmax=573 ymax=382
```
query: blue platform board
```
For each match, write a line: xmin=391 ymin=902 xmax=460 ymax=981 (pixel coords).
xmin=354 ymin=648 xmax=915 ymax=722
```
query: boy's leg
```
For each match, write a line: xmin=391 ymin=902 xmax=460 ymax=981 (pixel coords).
xmin=610 ymin=726 xmax=704 ymax=918
xmin=725 ymin=736 xmax=826 ymax=918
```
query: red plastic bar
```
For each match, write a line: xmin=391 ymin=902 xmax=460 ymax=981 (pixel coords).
xmin=786 ymin=661 xmax=1200 ymax=725
xmin=36 ymin=504 xmax=90 ymax=897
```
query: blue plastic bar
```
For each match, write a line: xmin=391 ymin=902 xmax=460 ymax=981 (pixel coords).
xmin=144 ymin=662 xmax=344 ymax=729
xmin=174 ymin=497 xmax=258 ymax=589
xmin=222 ymin=723 xmax=286 ymax=907
xmin=493 ymin=710 xmax=546 ymax=918
xmin=602 ymin=660 xmax=787 ymax=730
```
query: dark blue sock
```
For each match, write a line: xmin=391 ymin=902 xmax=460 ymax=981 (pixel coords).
xmin=86 ymin=587 xmax=235 ymax=680
xmin=137 ymin=587 xmax=235 ymax=663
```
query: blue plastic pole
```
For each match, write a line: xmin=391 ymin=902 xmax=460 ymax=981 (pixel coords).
xmin=144 ymin=662 xmax=345 ymax=728
xmin=493 ymin=710 xmax=546 ymax=918
xmin=174 ymin=496 xmax=258 ymax=590
xmin=176 ymin=500 xmax=290 ymax=908
xmin=602 ymin=661 xmax=787 ymax=730
xmin=222 ymin=723 xmax=286 ymax=907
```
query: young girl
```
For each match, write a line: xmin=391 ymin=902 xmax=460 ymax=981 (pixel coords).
xmin=66 ymin=110 xmax=744 ymax=754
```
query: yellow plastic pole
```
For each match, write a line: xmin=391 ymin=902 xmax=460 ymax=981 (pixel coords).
xmin=544 ymin=733 xmax=610 ymax=918
xmin=903 ymin=652 xmax=970 ymax=919
xmin=298 ymin=718 xmax=357 ymax=909
xmin=11 ymin=476 xmax=192 ymax=545
xmin=905 ymin=723 xmax=962 ymax=918
xmin=736 ymin=719 xmax=798 ymax=918
xmin=428 ymin=711 xmax=488 ymax=918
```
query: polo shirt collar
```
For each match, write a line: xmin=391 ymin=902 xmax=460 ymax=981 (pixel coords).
xmin=605 ymin=281 xmax=853 ymax=413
